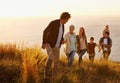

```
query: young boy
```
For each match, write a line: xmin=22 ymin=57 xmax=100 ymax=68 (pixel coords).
xmin=87 ymin=37 xmax=101 ymax=63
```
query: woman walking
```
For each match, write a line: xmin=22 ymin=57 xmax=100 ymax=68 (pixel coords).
xmin=76 ymin=27 xmax=87 ymax=64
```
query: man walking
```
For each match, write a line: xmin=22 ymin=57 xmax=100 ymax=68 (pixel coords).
xmin=42 ymin=12 xmax=71 ymax=82
xmin=99 ymin=32 xmax=112 ymax=60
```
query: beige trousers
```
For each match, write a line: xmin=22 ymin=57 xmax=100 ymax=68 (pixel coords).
xmin=46 ymin=44 xmax=60 ymax=69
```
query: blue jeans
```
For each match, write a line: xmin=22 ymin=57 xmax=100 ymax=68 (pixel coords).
xmin=78 ymin=49 xmax=87 ymax=64
xmin=66 ymin=50 xmax=75 ymax=66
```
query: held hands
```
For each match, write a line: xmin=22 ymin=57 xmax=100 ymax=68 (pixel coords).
xmin=97 ymin=44 xmax=101 ymax=52
xmin=98 ymin=49 xmax=101 ymax=52
xmin=98 ymin=48 xmax=101 ymax=52
xmin=61 ymin=40 xmax=66 ymax=44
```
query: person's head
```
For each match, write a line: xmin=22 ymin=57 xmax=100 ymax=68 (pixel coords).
xmin=79 ymin=27 xmax=86 ymax=39
xmin=105 ymin=25 xmax=109 ymax=30
xmin=104 ymin=32 xmax=109 ymax=38
xmin=69 ymin=25 xmax=75 ymax=34
xmin=60 ymin=12 xmax=71 ymax=24
xmin=90 ymin=37 xmax=94 ymax=43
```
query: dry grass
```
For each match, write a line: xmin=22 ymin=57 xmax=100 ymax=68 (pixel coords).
xmin=0 ymin=43 xmax=120 ymax=83
xmin=0 ymin=44 xmax=23 ymax=83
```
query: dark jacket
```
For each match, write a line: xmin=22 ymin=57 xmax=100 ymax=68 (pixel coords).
xmin=99 ymin=37 xmax=112 ymax=53
xmin=76 ymin=35 xmax=87 ymax=54
xmin=42 ymin=19 xmax=64 ymax=48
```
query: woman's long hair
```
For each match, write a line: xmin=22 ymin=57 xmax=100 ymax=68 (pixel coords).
xmin=79 ymin=27 xmax=86 ymax=40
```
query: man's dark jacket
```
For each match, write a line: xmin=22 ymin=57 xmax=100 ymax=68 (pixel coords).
xmin=42 ymin=19 xmax=64 ymax=48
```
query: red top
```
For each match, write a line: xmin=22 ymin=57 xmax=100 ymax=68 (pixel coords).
xmin=88 ymin=43 xmax=96 ymax=54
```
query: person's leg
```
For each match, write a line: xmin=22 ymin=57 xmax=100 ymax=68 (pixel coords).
xmin=107 ymin=50 xmax=111 ymax=60
xmin=91 ymin=54 xmax=95 ymax=63
xmin=89 ymin=54 xmax=92 ymax=62
xmin=53 ymin=47 xmax=60 ymax=72
xmin=68 ymin=51 xmax=75 ymax=66
xmin=78 ymin=49 xmax=87 ymax=64
xmin=66 ymin=53 xmax=70 ymax=66
xmin=108 ymin=50 xmax=111 ymax=56
xmin=45 ymin=59 xmax=52 ymax=72
xmin=46 ymin=44 xmax=53 ymax=69
xmin=45 ymin=44 xmax=53 ymax=82
xmin=103 ymin=51 xmax=108 ymax=60
xmin=103 ymin=51 xmax=106 ymax=60
xmin=106 ymin=52 xmax=109 ymax=60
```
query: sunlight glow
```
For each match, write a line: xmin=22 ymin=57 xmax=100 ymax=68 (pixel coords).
xmin=0 ymin=0 xmax=120 ymax=17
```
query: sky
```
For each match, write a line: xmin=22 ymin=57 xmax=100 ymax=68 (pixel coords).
xmin=0 ymin=0 xmax=120 ymax=17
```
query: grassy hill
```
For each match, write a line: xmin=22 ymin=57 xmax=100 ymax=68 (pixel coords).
xmin=0 ymin=44 xmax=120 ymax=83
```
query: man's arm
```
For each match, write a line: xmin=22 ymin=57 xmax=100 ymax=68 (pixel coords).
xmin=42 ymin=21 xmax=53 ymax=49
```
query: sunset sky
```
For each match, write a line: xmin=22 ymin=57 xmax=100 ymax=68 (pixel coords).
xmin=0 ymin=0 xmax=120 ymax=17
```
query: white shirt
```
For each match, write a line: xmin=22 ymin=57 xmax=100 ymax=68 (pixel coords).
xmin=103 ymin=38 xmax=108 ymax=51
xmin=55 ymin=23 xmax=63 ymax=47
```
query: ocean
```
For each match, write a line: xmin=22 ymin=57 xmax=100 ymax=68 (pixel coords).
xmin=0 ymin=16 xmax=120 ymax=62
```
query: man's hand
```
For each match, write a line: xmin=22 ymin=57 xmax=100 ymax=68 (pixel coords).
xmin=42 ymin=44 xmax=47 ymax=49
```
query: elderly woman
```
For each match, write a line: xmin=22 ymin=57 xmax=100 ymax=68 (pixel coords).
xmin=64 ymin=25 xmax=76 ymax=66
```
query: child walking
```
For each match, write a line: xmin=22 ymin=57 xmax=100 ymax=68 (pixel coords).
xmin=87 ymin=37 xmax=101 ymax=63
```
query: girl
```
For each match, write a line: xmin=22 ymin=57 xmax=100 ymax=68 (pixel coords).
xmin=76 ymin=27 xmax=87 ymax=64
